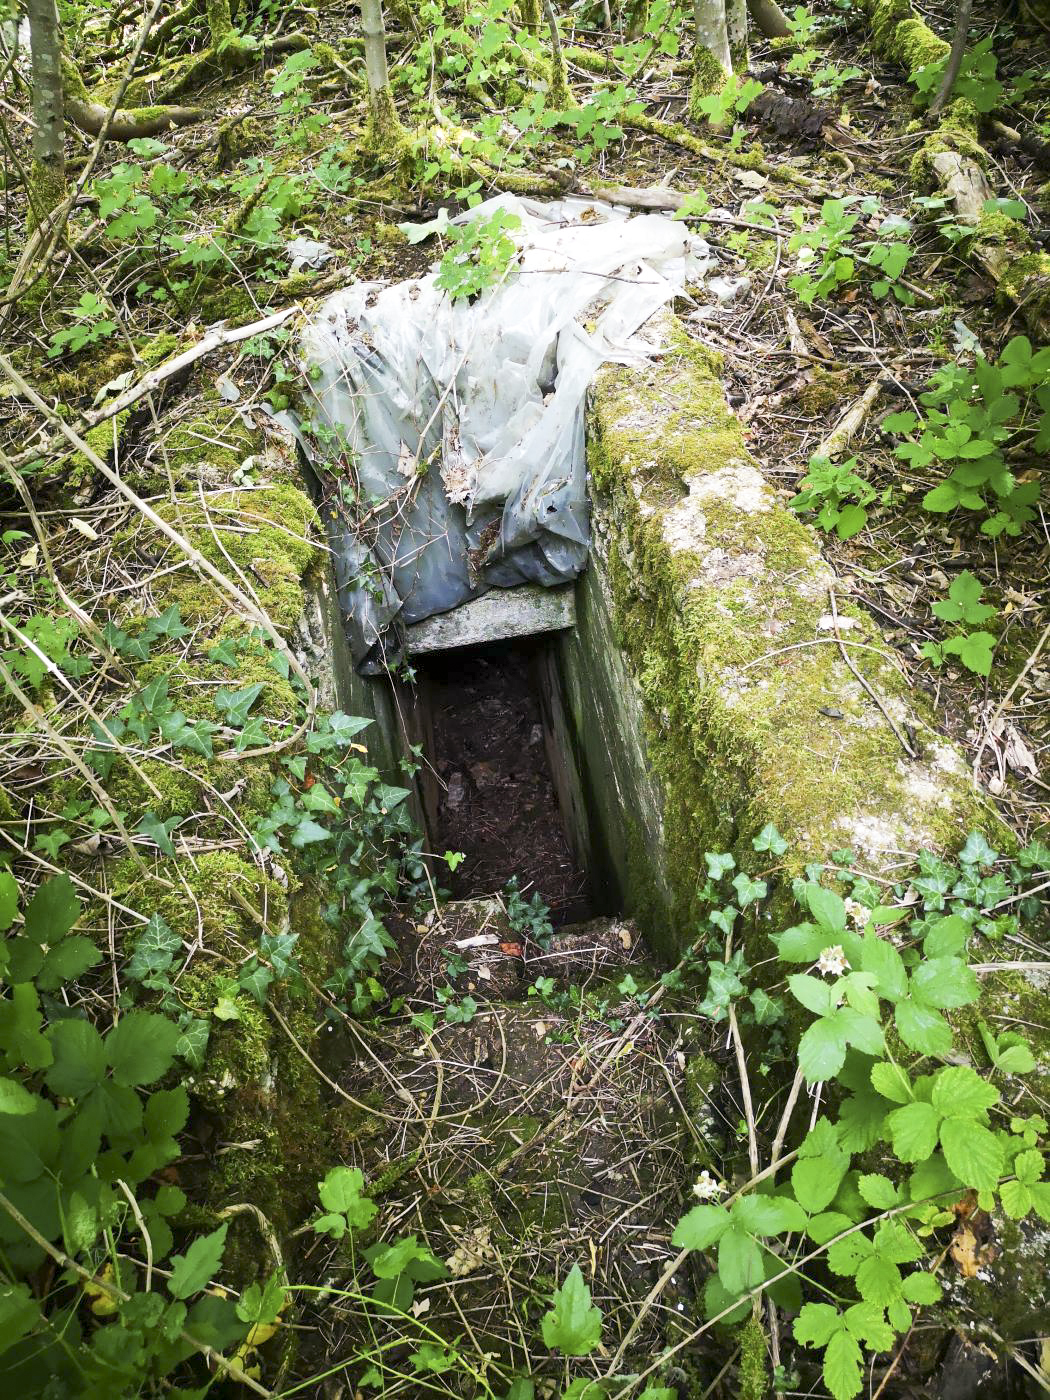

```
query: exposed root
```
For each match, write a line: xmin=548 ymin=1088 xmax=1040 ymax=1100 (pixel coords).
xmin=61 ymin=56 xmax=203 ymax=139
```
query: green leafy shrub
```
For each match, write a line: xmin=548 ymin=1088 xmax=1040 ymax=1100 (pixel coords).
xmin=886 ymin=334 xmax=1049 ymax=537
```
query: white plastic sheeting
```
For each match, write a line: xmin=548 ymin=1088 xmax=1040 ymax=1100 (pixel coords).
xmin=299 ymin=194 xmax=714 ymax=672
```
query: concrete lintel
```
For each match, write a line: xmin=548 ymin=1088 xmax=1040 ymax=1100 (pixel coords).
xmin=404 ymin=584 xmax=576 ymax=654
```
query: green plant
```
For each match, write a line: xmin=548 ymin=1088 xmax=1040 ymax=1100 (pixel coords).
xmin=504 ymin=877 xmax=553 ymax=948
xmin=790 ymin=455 xmax=876 ymax=539
xmin=886 ymin=334 xmax=1049 ymax=537
xmin=912 ymin=37 xmax=1035 ymax=114
xmin=434 ymin=208 xmax=521 ymax=301
xmin=667 ymin=829 xmax=1049 ymax=1400
xmin=692 ymin=73 xmax=763 ymax=127
xmin=784 ymin=7 xmax=864 ymax=97
xmin=919 ymin=570 xmax=997 ymax=676
xmin=47 ymin=292 xmax=117 ymax=358
xmin=790 ymin=199 xmax=915 ymax=305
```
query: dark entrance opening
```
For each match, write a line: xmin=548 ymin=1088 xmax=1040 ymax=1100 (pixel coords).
xmin=409 ymin=638 xmax=594 ymax=926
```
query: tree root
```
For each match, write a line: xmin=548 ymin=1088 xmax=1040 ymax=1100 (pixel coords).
xmin=60 ymin=56 xmax=203 ymax=140
xmin=621 ymin=110 xmax=829 ymax=199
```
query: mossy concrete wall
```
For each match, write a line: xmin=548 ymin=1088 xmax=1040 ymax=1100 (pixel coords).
xmin=554 ymin=312 xmax=997 ymax=960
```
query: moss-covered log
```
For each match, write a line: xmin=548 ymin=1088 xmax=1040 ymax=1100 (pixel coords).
xmin=61 ymin=56 xmax=203 ymax=139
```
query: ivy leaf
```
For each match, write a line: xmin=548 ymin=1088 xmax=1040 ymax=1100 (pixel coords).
xmin=752 ymin=823 xmax=787 ymax=855
xmin=939 ymin=1118 xmax=1004 ymax=1191
xmin=672 ymin=1204 xmax=732 ymax=1250
xmin=137 ymin=812 xmax=179 ymax=857
xmin=126 ymin=914 xmax=182 ymax=984
xmin=106 ymin=1012 xmax=180 ymax=1087
xmin=214 ymin=682 xmax=265 ymax=727
xmin=238 ymin=962 xmax=274 ymax=1005
xmin=540 ymin=1264 xmax=603 ymax=1356
xmin=168 ymin=1223 xmax=229 ymax=1299
xmin=290 ymin=817 xmax=331 ymax=848
xmin=176 ymin=1017 xmax=210 ymax=1068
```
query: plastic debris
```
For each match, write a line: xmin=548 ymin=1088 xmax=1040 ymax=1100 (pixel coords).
xmin=299 ymin=194 xmax=714 ymax=672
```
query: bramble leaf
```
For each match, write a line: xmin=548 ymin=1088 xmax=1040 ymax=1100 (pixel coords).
xmin=541 ymin=1265 xmax=603 ymax=1356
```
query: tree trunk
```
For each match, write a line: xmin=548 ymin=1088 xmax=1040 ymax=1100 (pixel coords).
xmin=690 ymin=0 xmax=731 ymax=118
xmin=361 ymin=0 xmax=404 ymax=148
xmin=26 ymin=0 xmax=67 ymax=225
xmin=746 ymin=0 xmax=790 ymax=38
xmin=727 ymin=0 xmax=748 ymax=70
xmin=542 ymin=0 xmax=571 ymax=108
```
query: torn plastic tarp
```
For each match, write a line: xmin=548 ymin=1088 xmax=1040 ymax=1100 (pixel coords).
xmin=298 ymin=194 xmax=714 ymax=673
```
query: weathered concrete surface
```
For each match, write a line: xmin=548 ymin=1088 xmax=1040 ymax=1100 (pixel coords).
xmin=404 ymin=583 xmax=576 ymax=653
xmin=554 ymin=311 xmax=998 ymax=957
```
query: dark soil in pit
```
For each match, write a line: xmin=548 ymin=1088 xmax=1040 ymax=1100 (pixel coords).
xmin=419 ymin=640 xmax=591 ymax=925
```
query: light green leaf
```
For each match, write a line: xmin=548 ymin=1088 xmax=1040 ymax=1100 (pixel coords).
xmin=541 ymin=1264 xmax=603 ymax=1356
xmin=855 ymin=1254 xmax=902 ymax=1307
xmin=858 ymin=1174 xmax=899 ymax=1209
xmin=168 ymin=1223 xmax=229 ymax=1299
xmin=732 ymin=1193 xmax=806 ymax=1236
xmin=922 ymin=915 xmax=969 ymax=958
xmin=0 ymin=1281 xmax=40 ymax=1358
xmin=798 ymin=1015 xmax=848 ymax=1083
xmin=236 ymin=1272 xmax=287 ymax=1327
xmin=910 ymin=957 xmax=978 ymax=1009
xmin=318 ymin=1167 xmax=377 ymax=1229
xmin=793 ymin=1156 xmax=847 ymax=1214
xmin=788 ymin=974 xmax=838 ymax=1017
xmin=870 ymin=1061 xmax=912 ymax=1104
xmin=939 ymin=1117 xmax=1004 ymax=1191
xmin=838 ymin=1007 xmax=885 ymax=1056
xmin=930 ymin=1066 xmax=998 ymax=1118
xmin=859 ymin=937 xmax=907 ymax=1001
xmin=824 ymin=1328 xmax=864 ymax=1400
xmin=0 ymin=1077 xmax=37 ymax=1115
xmin=1014 ymin=1149 xmax=1044 ymax=1185
xmin=894 ymin=998 xmax=953 ymax=1056
xmin=807 ymin=884 xmax=846 ymax=931
xmin=901 ymin=1270 xmax=941 ymax=1303
xmin=999 ymin=1178 xmax=1032 ymax=1219
xmin=671 ymin=1203 xmax=731 ymax=1251
xmin=717 ymin=1224 xmax=765 ymax=1294
xmin=773 ymin=922 xmax=826 ymax=961
xmin=807 ymin=1212 xmax=854 ymax=1244
xmin=38 ymin=936 xmax=103 ymax=990
xmin=886 ymin=1101 xmax=940 ymax=1162
xmin=794 ymin=1301 xmax=843 ymax=1348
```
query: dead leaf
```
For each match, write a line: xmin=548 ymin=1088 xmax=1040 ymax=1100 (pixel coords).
xmin=17 ymin=544 xmax=39 ymax=570
xmin=69 ymin=517 xmax=99 ymax=541
xmin=733 ymin=169 xmax=768 ymax=190
xmin=950 ymin=1223 xmax=979 ymax=1277
xmin=1003 ymin=724 xmax=1038 ymax=779
xmin=396 ymin=440 xmax=416 ymax=479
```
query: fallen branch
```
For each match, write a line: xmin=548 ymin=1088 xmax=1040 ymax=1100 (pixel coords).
xmin=814 ymin=371 xmax=889 ymax=460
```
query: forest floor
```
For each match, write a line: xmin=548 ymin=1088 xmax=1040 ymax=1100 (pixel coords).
xmin=1 ymin=1 xmax=1048 ymax=1397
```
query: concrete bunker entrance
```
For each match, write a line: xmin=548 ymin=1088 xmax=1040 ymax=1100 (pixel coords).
xmin=408 ymin=634 xmax=614 ymax=928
